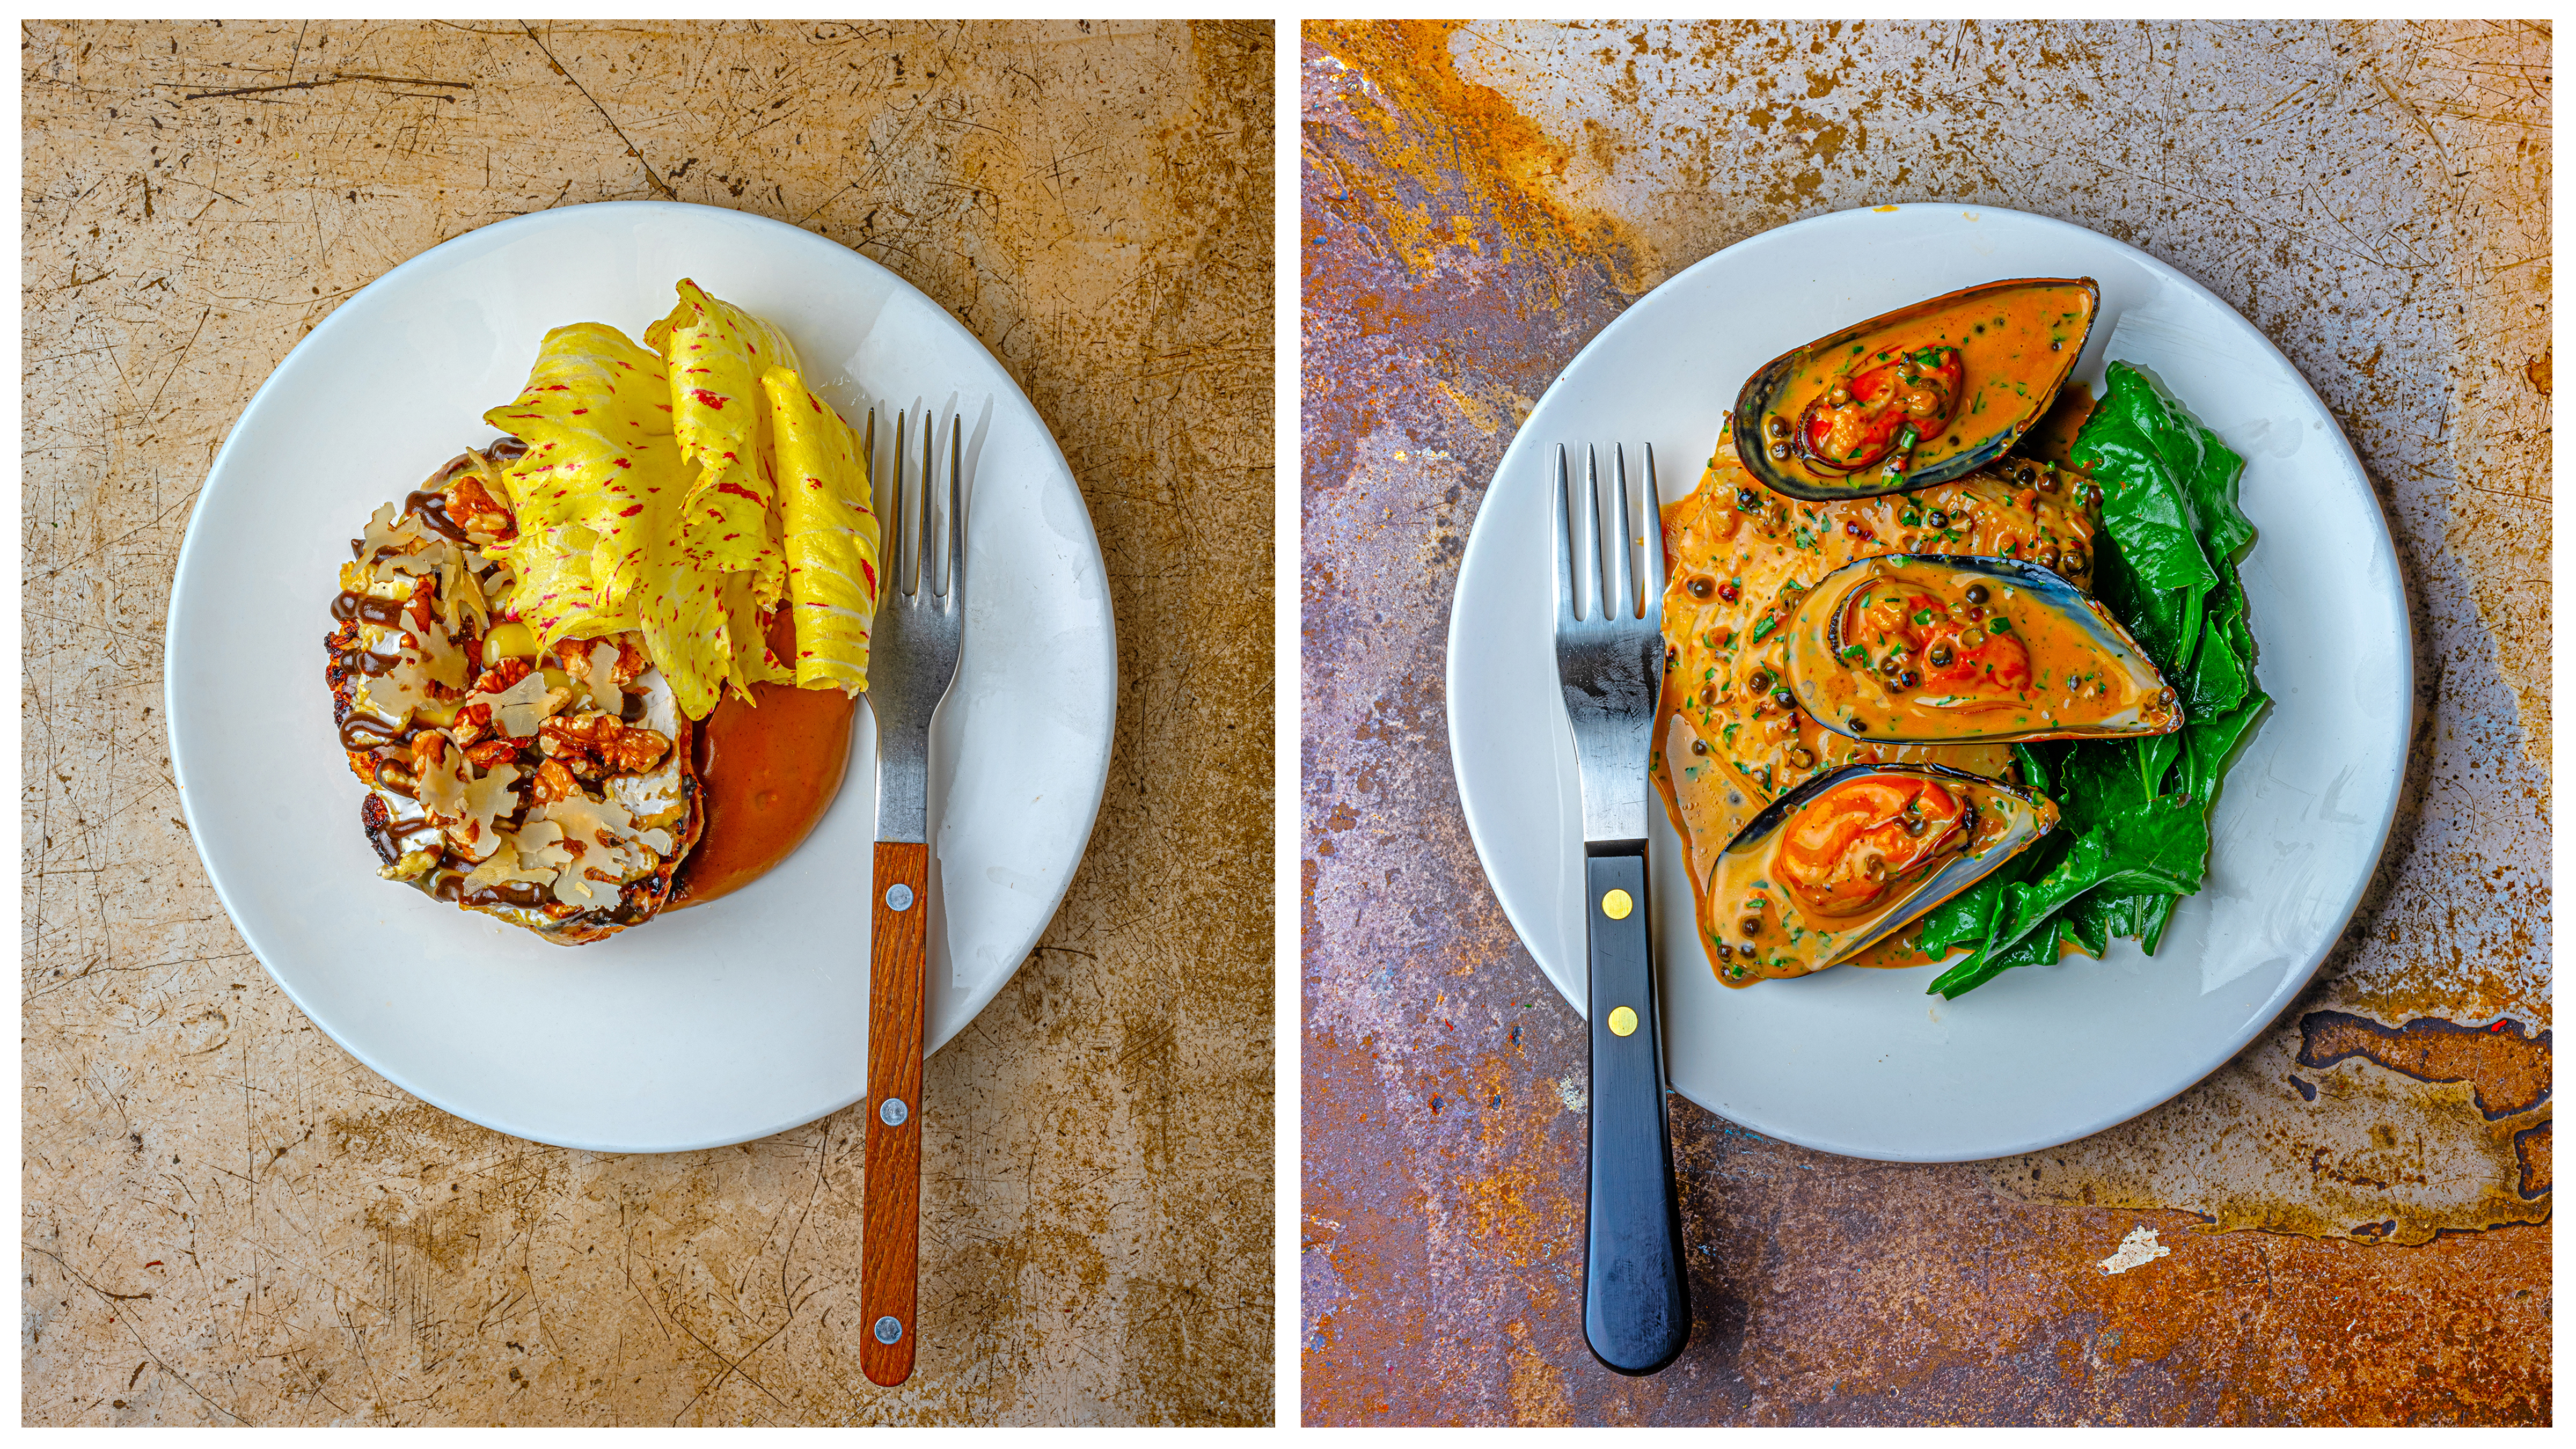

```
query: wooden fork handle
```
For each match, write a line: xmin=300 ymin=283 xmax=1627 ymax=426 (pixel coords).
xmin=860 ymin=839 xmax=929 ymax=1387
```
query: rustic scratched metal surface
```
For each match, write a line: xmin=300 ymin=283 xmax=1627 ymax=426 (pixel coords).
xmin=24 ymin=19 xmax=1274 ymax=1426
xmin=1301 ymin=19 xmax=2548 ymax=1425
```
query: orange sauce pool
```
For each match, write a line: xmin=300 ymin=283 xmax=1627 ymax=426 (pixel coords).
xmin=668 ymin=612 xmax=855 ymax=908
xmin=2021 ymin=379 xmax=2097 ymax=469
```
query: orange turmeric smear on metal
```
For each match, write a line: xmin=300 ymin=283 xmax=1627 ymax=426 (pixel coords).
xmin=669 ymin=609 xmax=853 ymax=908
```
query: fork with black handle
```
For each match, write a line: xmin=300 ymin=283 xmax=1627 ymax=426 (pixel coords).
xmin=859 ymin=408 xmax=965 ymax=1388
xmin=1550 ymin=442 xmax=1690 ymax=1376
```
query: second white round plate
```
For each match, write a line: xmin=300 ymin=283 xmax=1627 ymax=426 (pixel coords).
xmin=167 ymin=201 xmax=1116 ymax=1153
xmin=1447 ymin=203 xmax=2409 ymax=1162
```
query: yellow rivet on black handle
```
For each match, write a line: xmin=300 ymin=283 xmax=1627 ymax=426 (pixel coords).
xmin=1600 ymin=888 xmax=1634 ymax=920
xmin=1608 ymin=1006 xmax=1638 ymax=1037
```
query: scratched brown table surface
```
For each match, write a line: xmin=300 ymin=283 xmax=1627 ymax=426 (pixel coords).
xmin=1302 ymin=20 xmax=2548 ymax=1425
xmin=24 ymin=19 xmax=1272 ymax=1426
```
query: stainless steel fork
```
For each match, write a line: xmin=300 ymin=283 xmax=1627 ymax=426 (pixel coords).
xmin=859 ymin=407 xmax=965 ymax=1389
xmin=1550 ymin=442 xmax=1689 ymax=1376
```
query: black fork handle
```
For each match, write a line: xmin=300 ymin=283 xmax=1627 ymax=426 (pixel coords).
xmin=1582 ymin=841 xmax=1690 ymax=1375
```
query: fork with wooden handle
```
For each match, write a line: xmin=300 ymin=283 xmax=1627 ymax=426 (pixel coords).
xmin=1550 ymin=442 xmax=1690 ymax=1376
xmin=859 ymin=408 xmax=964 ymax=1388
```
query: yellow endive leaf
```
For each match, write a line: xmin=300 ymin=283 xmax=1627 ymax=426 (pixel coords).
xmin=480 ymin=321 xmax=737 ymax=717
xmin=657 ymin=279 xmax=798 ymax=588
xmin=760 ymin=365 xmax=882 ymax=696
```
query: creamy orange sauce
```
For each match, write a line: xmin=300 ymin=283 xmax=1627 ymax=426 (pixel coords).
xmin=1849 ymin=928 xmax=1940 ymax=971
xmin=668 ymin=611 xmax=855 ymax=908
xmin=1700 ymin=770 xmax=2053 ymax=985
xmin=1755 ymin=281 xmax=2094 ymax=487
xmin=1650 ymin=427 xmax=2102 ymax=986
xmin=1787 ymin=557 xmax=2175 ymax=742
xmin=2022 ymin=379 xmax=2097 ymax=470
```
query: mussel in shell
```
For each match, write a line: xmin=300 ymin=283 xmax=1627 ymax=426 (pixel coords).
xmin=1706 ymin=764 xmax=2057 ymax=982
xmin=1782 ymin=554 xmax=2180 ymax=744
xmin=1734 ymin=277 xmax=2100 ymax=502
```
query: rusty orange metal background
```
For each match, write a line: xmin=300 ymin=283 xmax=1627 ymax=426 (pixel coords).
xmin=1301 ymin=19 xmax=2548 ymax=1425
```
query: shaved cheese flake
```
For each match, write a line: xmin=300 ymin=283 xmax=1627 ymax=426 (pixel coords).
xmin=414 ymin=736 xmax=470 ymax=817
xmin=380 ymin=536 xmax=459 ymax=581
xmin=607 ymin=762 xmax=686 ymax=831
xmin=411 ymin=618 xmax=471 ymax=691
xmin=466 ymin=669 xmax=555 ymax=741
xmin=360 ymin=501 xmax=430 ymax=560
xmin=354 ymin=653 xmax=433 ymax=727
xmin=444 ymin=762 xmax=523 ymax=864
xmin=414 ymin=737 xmax=521 ymax=863
xmin=463 ymin=818 xmax=572 ymax=892
xmin=583 ymin=641 xmax=625 ymax=716
xmin=541 ymin=794 xmax=675 ymax=907
xmin=436 ymin=552 xmax=488 ymax=634
xmin=762 ymin=365 xmax=882 ymax=695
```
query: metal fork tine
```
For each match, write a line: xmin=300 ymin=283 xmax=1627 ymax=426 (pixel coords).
xmin=890 ymin=408 xmax=912 ymax=596
xmin=945 ymin=414 xmax=964 ymax=603
xmin=919 ymin=407 xmax=935 ymax=597
xmin=1581 ymin=445 xmax=1607 ymax=624
xmin=1612 ymin=444 xmax=1638 ymax=621
xmin=1640 ymin=443 xmax=1665 ymax=623
xmin=1554 ymin=445 xmax=1576 ymax=625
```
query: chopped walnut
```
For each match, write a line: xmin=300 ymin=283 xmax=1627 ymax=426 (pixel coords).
xmin=346 ymin=749 xmax=382 ymax=784
xmin=539 ymin=712 xmax=670 ymax=778
xmin=532 ymin=757 xmax=582 ymax=804
xmin=465 ymin=739 xmax=519 ymax=772
xmin=449 ymin=701 xmax=495 ymax=749
xmin=446 ymin=469 xmax=514 ymax=536
xmin=601 ymin=724 xmax=671 ymax=774
xmin=405 ymin=575 xmax=437 ymax=634
xmin=612 ymin=635 xmax=650 ymax=686
xmin=471 ymin=656 xmax=534 ymax=697
xmin=412 ymin=731 xmax=449 ymax=770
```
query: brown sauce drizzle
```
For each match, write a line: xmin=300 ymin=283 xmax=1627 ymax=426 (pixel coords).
xmin=404 ymin=488 xmax=474 ymax=543
xmin=464 ymin=880 xmax=552 ymax=910
xmin=340 ymin=711 xmax=409 ymax=750
xmin=669 ymin=610 xmax=854 ymax=909
xmin=331 ymin=590 xmax=412 ymax=627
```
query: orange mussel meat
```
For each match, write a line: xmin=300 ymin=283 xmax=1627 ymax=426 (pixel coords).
xmin=1799 ymin=346 xmax=1964 ymax=476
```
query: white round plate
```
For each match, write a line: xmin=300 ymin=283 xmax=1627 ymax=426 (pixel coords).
xmin=1447 ymin=204 xmax=2409 ymax=1162
xmin=167 ymin=201 xmax=1116 ymax=1153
